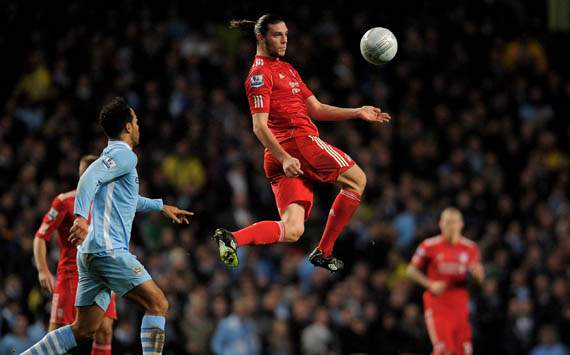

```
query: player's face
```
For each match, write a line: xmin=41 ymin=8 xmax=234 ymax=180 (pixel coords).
xmin=127 ymin=109 xmax=140 ymax=146
xmin=264 ymin=22 xmax=288 ymax=58
xmin=439 ymin=210 xmax=464 ymax=239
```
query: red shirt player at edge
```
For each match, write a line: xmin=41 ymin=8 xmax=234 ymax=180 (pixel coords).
xmin=407 ymin=208 xmax=485 ymax=355
xmin=33 ymin=155 xmax=116 ymax=355
xmin=211 ymin=14 xmax=391 ymax=272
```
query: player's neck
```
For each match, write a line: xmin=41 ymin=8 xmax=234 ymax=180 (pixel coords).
xmin=256 ymin=47 xmax=277 ymax=60
xmin=115 ymin=135 xmax=134 ymax=149
xmin=443 ymin=234 xmax=461 ymax=244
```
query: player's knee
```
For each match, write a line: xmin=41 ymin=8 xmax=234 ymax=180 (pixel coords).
xmin=95 ymin=321 xmax=113 ymax=344
xmin=283 ymin=221 xmax=304 ymax=242
xmin=340 ymin=167 xmax=366 ymax=194
xmin=72 ymin=322 xmax=100 ymax=341
xmin=148 ymin=295 xmax=169 ymax=315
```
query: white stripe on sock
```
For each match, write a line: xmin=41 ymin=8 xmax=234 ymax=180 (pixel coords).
xmin=51 ymin=334 xmax=64 ymax=354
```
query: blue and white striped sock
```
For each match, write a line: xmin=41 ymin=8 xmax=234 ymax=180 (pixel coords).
xmin=141 ymin=315 xmax=166 ymax=355
xmin=22 ymin=325 xmax=77 ymax=355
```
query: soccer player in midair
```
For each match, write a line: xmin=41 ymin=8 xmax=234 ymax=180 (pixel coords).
xmin=213 ymin=14 xmax=391 ymax=272
xmin=33 ymin=155 xmax=116 ymax=355
xmin=407 ymin=208 xmax=485 ymax=355
xmin=22 ymin=97 xmax=193 ymax=355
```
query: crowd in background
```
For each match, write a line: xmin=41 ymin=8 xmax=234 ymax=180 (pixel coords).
xmin=0 ymin=1 xmax=569 ymax=354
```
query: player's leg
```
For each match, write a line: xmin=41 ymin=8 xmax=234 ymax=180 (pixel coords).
xmin=91 ymin=316 xmax=113 ymax=355
xmin=123 ymin=280 xmax=168 ymax=355
xmin=212 ymin=175 xmax=314 ymax=268
xmin=455 ymin=310 xmax=473 ymax=355
xmin=20 ymin=305 xmax=104 ymax=355
xmin=21 ymin=254 xmax=110 ymax=355
xmin=315 ymin=164 xmax=365 ymax=258
xmin=91 ymin=292 xmax=117 ymax=355
xmin=424 ymin=308 xmax=453 ymax=355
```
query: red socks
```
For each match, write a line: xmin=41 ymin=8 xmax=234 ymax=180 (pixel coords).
xmin=318 ymin=189 xmax=361 ymax=256
xmin=233 ymin=221 xmax=285 ymax=247
xmin=91 ymin=342 xmax=112 ymax=355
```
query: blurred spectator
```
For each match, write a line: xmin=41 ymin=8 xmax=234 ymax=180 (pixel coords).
xmin=530 ymin=324 xmax=569 ymax=355
xmin=211 ymin=296 xmax=260 ymax=355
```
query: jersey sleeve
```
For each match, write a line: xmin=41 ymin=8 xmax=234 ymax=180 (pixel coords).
xmin=245 ymin=67 xmax=273 ymax=114
xmin=470 ymin=245 xmax=481 ymax=264
xmin=410 ymin=241 xmax=430 ymax=270
xmin=74 ymin=149 xmax=137 ymax=218
xmin=136 ymin=196 xmax=164 ymax=213
xmin=35 ymin=196 xmax=68 ymax=241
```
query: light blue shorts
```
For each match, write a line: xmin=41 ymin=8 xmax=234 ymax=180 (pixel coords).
xmin=75 ymin=249 xmax=152 ymax=311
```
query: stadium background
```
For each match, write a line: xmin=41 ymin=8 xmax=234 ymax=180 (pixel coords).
xmin=1 ymin=0 xmax=569 ymax=354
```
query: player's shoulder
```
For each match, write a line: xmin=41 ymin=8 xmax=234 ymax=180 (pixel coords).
xmin=458 ymin=236 xmax=478 ymax=248
xmin=421 ymin=235 xmax=444 ymax=247
xmin=104 ymin=144 xmax=137 ymax=165
xmin=56 ymin=190 xmax=76 ymax=201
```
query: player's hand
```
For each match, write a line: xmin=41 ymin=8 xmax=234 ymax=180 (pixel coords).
xmin=428 ymin=280 xmax=447 ymax=296
xmin=69 ymin=216 xmax=89 ymax=246
xmin=38 ymin=269 xmax=55 ymax=294
xmin=162 ymin=205 xmax=194 ymax=224
xmin=357 ymin=106 xmax=391 ymax=123
xmin=283 ymin=155 xmax=304 ymax=178
xmin=468 ymin=263 xmax=485 ymax=283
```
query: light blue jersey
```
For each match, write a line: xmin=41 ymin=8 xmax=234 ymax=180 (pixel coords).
xmin=75 ymin=140 xmax=163 ymax=253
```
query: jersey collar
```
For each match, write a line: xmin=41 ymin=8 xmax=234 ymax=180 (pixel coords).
xmin=255 ymin=55 xmax=280 ymax=62
xmin=108 ymin=140 xmax=133 ymax=150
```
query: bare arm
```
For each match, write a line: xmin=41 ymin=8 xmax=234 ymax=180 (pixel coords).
xmin=252 ymin=113 xmax=303 ymax=177
xmin=407 ymin=265 xmax=446 ymax=295
xmin=33 ymin=237 xmax=54 ymax=293
xmin=305 ymin=96 xmax=391 ymax=123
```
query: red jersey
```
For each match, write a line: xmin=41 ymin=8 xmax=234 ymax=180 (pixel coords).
xmin=35 ymin=191 xmax=79 ymax=276
xmin=410 ymin=235 xmax=480 ymax=310
xmin=245 ymin=55 xmax=319 ymax=143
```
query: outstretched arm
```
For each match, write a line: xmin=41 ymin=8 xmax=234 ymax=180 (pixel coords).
xmin=306 ymin=96 xmax=391 ymax=123
xmin=137 ymin=195 xmax=193 ymax=223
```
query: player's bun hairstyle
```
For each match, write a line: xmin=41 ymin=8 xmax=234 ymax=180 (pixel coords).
xmin=229 ymin=14 xmax=285 ymax=37
xmin=99 ymin=97 xmax=132 ymax=139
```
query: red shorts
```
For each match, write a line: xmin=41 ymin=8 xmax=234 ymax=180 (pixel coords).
xmin=424 ymin=307 xmax=472 ymax=355
xmin=264 ymin=135 xmax=355 ymax=220
xmin=50 ymin=274 xmax=117 ymax=325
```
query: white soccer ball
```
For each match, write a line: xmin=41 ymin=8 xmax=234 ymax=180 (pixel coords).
xmin=360 ymin=27 xmax=398 ymax=65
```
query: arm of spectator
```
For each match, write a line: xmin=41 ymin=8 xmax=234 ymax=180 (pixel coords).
xmin=252 ymin=113 xmax=303 ymax=178
xmin=306 ymin=96 xmax=391 ymax=123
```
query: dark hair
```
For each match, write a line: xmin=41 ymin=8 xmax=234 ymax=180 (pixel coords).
xmin=98 ymin=97 xmax=132 ymax=139
xmin=229 ymin=14 xmax=285 ymax=37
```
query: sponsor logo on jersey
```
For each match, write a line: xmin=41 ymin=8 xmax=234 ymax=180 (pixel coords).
xmin=459 ymin=252 xmax=469 ymax=263
xmin=47 ymin=207 xmax=59 ymax=221
xmin=250 ymin=74 xmax=264 ymax=88
xmin=102 ymin=156 xmax=117 ymax=169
